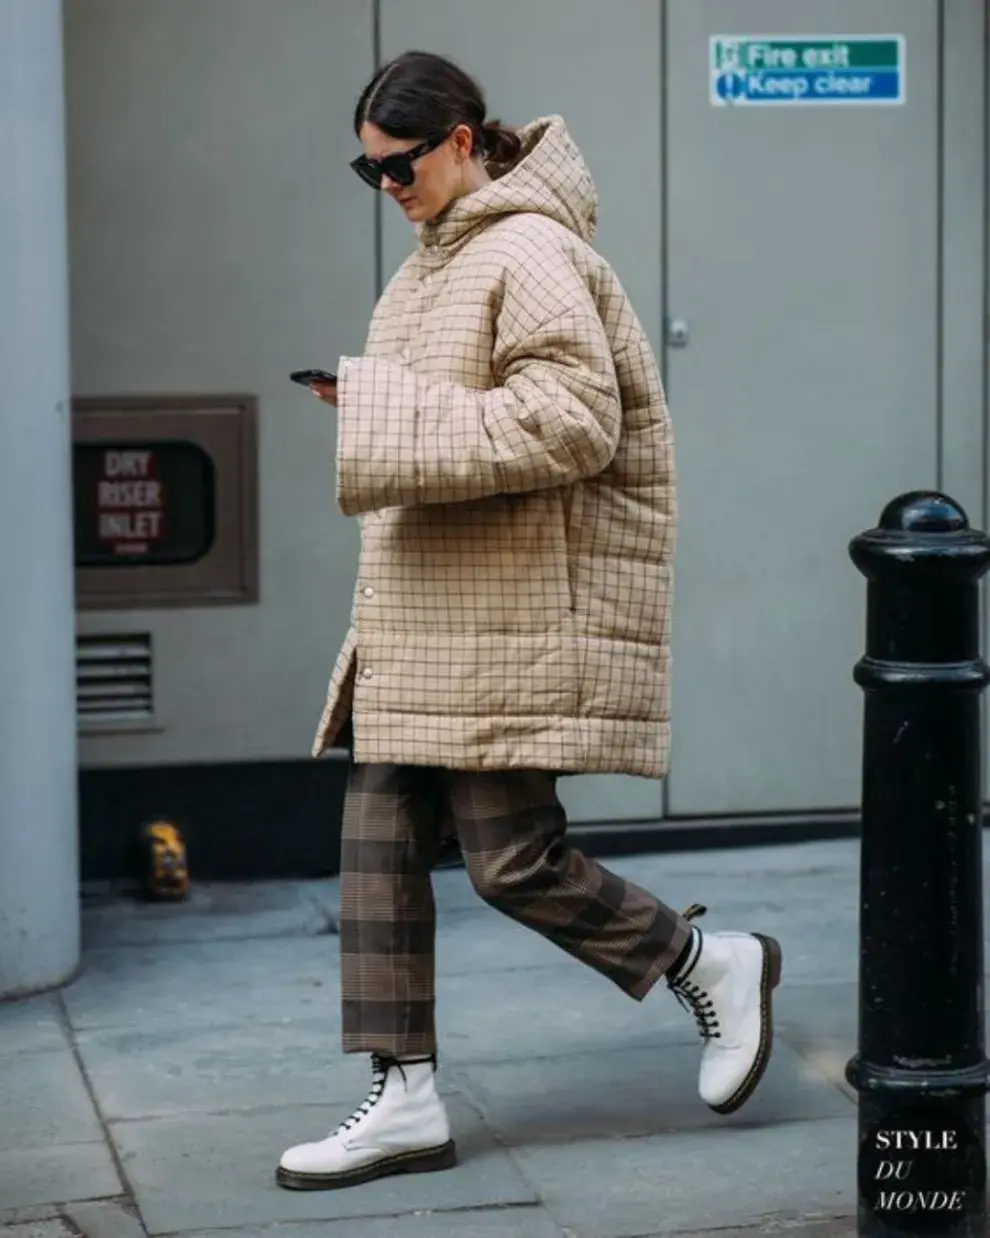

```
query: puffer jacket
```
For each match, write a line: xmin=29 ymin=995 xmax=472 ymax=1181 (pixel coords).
xmin=313 ymin=114 xmax=676 ymax=778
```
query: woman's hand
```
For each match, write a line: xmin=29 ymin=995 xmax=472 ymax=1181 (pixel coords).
xmin=309 ymin=379 xmax=338 ymax=407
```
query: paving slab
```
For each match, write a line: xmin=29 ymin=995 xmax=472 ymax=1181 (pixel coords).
xmin=775 ymin=932 xmax=859 ymax=987
xmin=0 ymin=1048 xmax=105 ymax=1148
xmin=785 ymin=1038 xmax=858 ymax=1105
xmin=434 ymin=963 xmax=701 ymax=1066
xmin=76 ymin=1020 xmax=459 ymax=1121
xmin=436 ymin=962 xmax=863 ymax=1073
xmin=63 ymin=1199 xmax=147 ymax=1238
xmin=450 ymin=902 xmax=860 ymax=988
xmin=606 ymin=838 xmax=861 ymax=879
xmin=0 ymin=1222 xmax=76 ymax=1238
xmin=432 ymin=889 xmax=846 ymax=981
xmin=579 ymin=874 xmax=856 ymax=931
xmin=69 ymin=943 xmax=719 ymax=1074
xmin=0 ymin=1213 xmax=61 ymax=1228
xmin=510 ymin=1115 xmax=856 ymax=1237
xmin=656 ymin=1220 xmax=854 ymax=1238
xmin=774 ymin=981 xmax=859 ymax=1104
xmin=605 ymin=843 xmax=859 ymax=884
xmin=453 ymin=1039 xmax=850 ymax=1148
xmin=0 ymin=996 xmax=70 ymax=1058
xmin=176 ymin=1210 xmax=564 ymax=1238
xmin=62 ymin=935 xmax=339 ymax=1032
xmin=110 ymin=1095 xmax=536 ymax=1234
xmin=0 ymin=1144 xmax=121 ymax=1212
xmin=435 ymin=911 xmax=576 ymax=975
xmin=775 ymin=982 xmax=856 ymax=1046
xmin=82 ymin=882 xmax=337 ymax=951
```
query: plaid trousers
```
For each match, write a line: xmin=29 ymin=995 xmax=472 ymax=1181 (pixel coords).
xmin=339 ymin=760 xmax=692 ymax=1056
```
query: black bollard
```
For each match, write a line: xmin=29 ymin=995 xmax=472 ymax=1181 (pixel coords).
xmin=846 ymin=492 xmax=990 ymax=1237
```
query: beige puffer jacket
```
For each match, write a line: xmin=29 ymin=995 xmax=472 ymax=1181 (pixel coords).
xmin=313 ymin=114 xmax=676 ymax=778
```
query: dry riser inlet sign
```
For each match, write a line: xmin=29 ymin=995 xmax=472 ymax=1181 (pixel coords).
xmin=711 ymin=36 xmax=905 ymax=105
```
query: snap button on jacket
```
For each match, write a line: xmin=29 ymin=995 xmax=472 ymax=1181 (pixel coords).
xmin=313 ymin=115 xmax=676 ymax=778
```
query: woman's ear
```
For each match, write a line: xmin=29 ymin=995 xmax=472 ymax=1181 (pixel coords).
xmin=450 ymin=123 xmax=475 ymax=161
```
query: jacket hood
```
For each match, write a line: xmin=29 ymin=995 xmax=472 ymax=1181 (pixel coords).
xmin=418 ymin=115 xmax=598 ymax=250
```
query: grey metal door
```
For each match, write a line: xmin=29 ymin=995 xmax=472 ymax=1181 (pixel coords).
xmin=663 ymin=0 xmax=941 ymax=815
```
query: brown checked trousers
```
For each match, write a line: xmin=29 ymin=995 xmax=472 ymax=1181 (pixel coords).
xmin=339 ymin=759 xmax=693 ymax=1056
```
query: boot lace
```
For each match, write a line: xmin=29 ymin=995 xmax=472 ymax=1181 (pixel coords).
xmin=669 ymin=977 xmax=721 ymax=1040
xmin=667 ymin=903 xmax=721 ymax=1042
xmin=335 ymin=1054 xmax=434 ymax=1135
xmin=336 ymin=1054 xmax=392 ymax=1134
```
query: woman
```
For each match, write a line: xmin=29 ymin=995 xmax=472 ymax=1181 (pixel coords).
xmin=278 ymin=51 xmax=782 ymax=1192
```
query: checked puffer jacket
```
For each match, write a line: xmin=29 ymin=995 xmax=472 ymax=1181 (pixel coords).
xmin=313 ymin=113 xmax=676 ymax=778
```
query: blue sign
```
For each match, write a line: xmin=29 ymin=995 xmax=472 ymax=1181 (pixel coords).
xmin=711 ymin=36 xmax=906 ymax=107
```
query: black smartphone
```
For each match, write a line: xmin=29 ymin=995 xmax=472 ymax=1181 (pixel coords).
xmin=290 ymin=368 xmax=337 ymax=387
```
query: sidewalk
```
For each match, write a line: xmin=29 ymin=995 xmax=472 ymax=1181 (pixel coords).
xmin=1 ymin=835 xmax=937 ymax=1238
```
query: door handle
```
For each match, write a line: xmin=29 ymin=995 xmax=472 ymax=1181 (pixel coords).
xmin=666 ymin=317 xmax=690 ymax=348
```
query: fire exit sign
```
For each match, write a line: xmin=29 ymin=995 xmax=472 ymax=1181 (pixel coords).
xmin=711 ymin=36 xmax=905 ymax=106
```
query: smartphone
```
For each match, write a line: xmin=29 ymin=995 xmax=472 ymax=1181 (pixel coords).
xmin=290 ymin=368 xmax=337 ymax=387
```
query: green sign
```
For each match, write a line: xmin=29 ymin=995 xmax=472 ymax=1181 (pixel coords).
xmin=711 ymin=35 xmax=905 ymax=106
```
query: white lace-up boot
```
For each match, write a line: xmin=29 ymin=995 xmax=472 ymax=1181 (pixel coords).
xmin=276 ymin=1054 xmax=455 ymax=1190
xmin=667 ymin=904 xmax=783 ymax=1114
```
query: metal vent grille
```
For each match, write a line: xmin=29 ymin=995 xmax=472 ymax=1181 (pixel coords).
xmin=76 ymin=634 xmax=153 ymax=728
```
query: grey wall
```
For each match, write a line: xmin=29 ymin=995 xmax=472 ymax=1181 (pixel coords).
xmin=64 ymin=0 xmax=988 ymax=822
xmin=66 ymin=0 xmax=376 ymax=766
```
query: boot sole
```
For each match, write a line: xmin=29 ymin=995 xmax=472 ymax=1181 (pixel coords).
xmin=275 ymin=1139 xmax=457 ymax=1191
xmin=708 ymin=934 xmax=782 ymax=1116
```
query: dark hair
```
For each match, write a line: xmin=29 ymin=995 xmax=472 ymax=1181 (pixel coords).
xmin=354 ymin=51 xmax=522 ymax=164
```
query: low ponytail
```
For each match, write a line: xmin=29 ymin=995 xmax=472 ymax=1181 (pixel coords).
xmin=481 ymin=119 xmax=522 ymax=164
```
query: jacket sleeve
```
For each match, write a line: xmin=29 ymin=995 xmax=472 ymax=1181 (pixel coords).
xmin=333 ymin=254 xmax=621 ymax=516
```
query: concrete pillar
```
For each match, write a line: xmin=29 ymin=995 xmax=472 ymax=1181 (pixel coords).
xmin=0 ymin=0 xmax=80 ymax=997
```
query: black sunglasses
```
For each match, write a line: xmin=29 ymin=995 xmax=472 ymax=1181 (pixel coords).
xmin=350 ymin=131 xmax=449 ymax=189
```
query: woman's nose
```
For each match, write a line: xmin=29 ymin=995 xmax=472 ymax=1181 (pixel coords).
xmin=380 ymin=174 xmax=399 ymax=194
